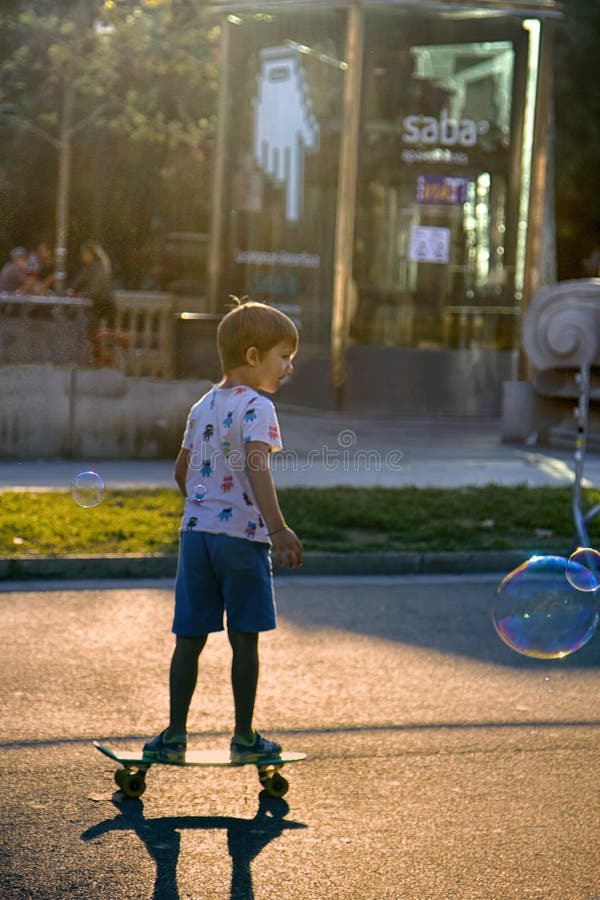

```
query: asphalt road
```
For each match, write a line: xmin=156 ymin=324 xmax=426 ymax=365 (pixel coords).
xmin=1 ymin=574 xmax=599 ymax=900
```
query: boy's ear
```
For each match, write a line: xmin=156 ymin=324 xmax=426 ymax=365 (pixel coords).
xmin=244 ymin=346 xmax=260 ymax=366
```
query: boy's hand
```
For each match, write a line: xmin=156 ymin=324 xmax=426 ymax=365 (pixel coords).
xmin=271 ymin=526 xmax=303 ymax=569
xmin=245 ymin=441 xmax=303 ymax=567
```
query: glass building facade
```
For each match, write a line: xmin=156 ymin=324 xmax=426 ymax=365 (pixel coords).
xmin=208 ymin=0 xmax=559 ymax=414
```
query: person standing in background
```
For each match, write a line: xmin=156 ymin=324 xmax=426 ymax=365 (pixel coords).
xmin=69 ymin=241 xmax=117 ymax=364
xmin=69 ymin=241 xmax=116 ymax=328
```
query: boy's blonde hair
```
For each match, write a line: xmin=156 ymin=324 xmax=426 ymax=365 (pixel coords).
xmin=217 ymin=297 xmax=299 ymax=373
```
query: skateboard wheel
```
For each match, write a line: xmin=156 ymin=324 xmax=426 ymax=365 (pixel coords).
xmin=258 ymin=768 xmax=274 ymax=787
xmin=121 ymin=772 xmax=146 ymax=798
xmin=264 ymin=772 xmax=289 ymax=798
xmin=114 ymin=767 xmax=127 ymax=789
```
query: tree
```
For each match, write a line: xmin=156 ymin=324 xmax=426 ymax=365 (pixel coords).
xmin=0 ymin=0 xmax=219 ymax=289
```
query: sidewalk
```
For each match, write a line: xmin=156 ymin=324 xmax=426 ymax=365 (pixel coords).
xmin=1 ymin=406 xmax=598 ymax=491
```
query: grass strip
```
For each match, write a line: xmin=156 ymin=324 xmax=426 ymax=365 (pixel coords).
xmin=1 ymin=486 xmax=598 ymax=557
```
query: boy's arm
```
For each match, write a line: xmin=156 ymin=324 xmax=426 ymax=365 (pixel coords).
xmin=245 ymin=441 xmax=303 ymax=569
xmin=174 ymin=447 xmax=190 ymax=497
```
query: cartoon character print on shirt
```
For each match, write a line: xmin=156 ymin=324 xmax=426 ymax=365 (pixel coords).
xmin=181 ymin=388 xmax=282 ymax=540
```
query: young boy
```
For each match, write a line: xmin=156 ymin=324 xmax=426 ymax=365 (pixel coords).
xmin=143 ymin=298 xmax=303 ymax=764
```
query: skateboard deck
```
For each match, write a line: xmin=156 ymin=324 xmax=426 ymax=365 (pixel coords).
xmin=93 ymin=741 xmax=306 ymax=799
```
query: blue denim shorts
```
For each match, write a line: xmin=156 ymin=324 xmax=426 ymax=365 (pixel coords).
xmin=173 ymin=531 xmax=276 ymax=635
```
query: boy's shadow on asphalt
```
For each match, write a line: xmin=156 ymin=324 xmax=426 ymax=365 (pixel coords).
xmin=81 ymin=791 xmax=307 ymax=900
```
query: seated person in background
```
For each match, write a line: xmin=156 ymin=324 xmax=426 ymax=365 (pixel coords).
xmin=0 ymin=247 xmax=33 ymax=294
xmin=27 ymin=241 xmax=54 ymax=294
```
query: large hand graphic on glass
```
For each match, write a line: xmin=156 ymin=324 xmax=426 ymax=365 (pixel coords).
xmin=254 ymin=46 xmax=320 ymax=223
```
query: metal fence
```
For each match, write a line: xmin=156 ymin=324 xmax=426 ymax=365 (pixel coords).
xmin=0 ymin=294 xmax=91 ymax=366
xmin=0 ymin=291 xmax=219 ymax=379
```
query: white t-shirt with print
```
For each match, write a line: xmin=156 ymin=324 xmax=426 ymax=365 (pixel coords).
xmin=180 ymin=385 xmax=283 ymax=542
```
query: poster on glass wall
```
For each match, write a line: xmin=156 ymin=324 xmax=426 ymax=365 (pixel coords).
xmin=408 ymin=225 xmax=451 ymax=264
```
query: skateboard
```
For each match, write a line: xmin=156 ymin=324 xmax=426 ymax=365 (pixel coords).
xmin=93 ymin=741 xmax=306 ymax=800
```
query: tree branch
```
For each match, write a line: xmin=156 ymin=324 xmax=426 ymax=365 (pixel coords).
xmin=5 ymin=115 xmax=61 ymax=150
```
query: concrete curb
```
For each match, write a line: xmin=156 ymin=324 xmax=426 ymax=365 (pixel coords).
xmin=0 ymin=550 xmax=529 ymax=581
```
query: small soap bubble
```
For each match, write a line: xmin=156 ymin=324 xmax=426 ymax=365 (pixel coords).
xmin=492 ymin=555 xmax=600 ymax=659
xmin=191 ymin=483 xmax=207 ymax=504
xmin=566 ymin=547 xmax=600 ymax=591
xmin=71 ymin=470 xmax=105 ymax=508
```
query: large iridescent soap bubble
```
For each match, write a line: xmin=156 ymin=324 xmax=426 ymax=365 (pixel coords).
xmin=492 ymin=555 xmax=600 ymax=659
